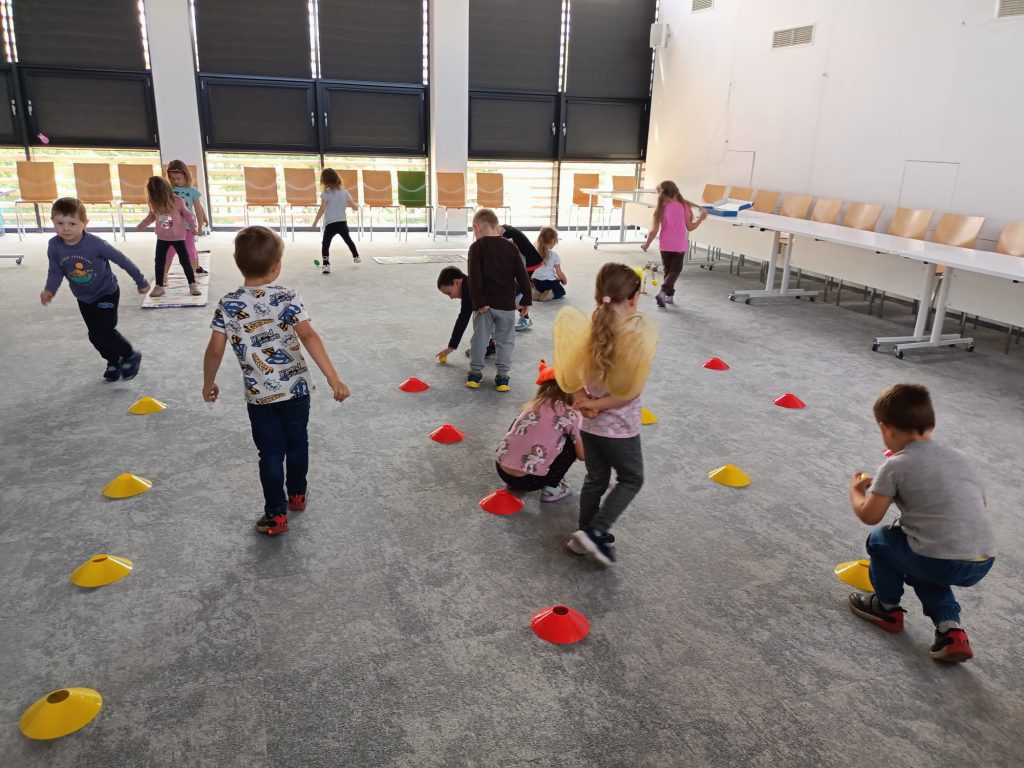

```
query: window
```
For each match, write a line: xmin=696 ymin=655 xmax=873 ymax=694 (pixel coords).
xmin=194 ymin=0 xmax=312 ymax=77
xmin=200 ymin=78 xmax=317 ymax=152
xmin=319 ymin=84 xmax=425 ymax=155
xmin=469 ymin=94 xmax=558 ymax=160
xmin=467 ymin=160 xmax=558 ymax=229
xmin=556 ymin=160 xmax=642 ymax=228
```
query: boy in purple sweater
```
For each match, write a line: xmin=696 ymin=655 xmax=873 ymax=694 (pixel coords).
xmin=40 ymin=198 xmax=150 ymax=381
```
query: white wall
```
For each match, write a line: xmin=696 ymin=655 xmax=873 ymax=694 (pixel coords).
xmin=646 ymin=0 xmax=1024 ymax=245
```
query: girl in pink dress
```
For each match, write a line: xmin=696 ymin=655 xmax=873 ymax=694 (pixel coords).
xmin=641 ymin=180 xmax=707 ymax=307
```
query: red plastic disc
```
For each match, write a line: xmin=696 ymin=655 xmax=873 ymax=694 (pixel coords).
xmin=702 ymin=357 xmax=730 ymax=371
xmin=479 ymin=489 xmax=524 ymax=515
xmin=772 ymin=393 xmax=806 ymax=409
xmin=399 ymin=377 xmax=430 ymax=393
xmin=430 ymin=424 xmax=464 ymax=443
xmin=531 ymin=605 xmax=590 ymax=644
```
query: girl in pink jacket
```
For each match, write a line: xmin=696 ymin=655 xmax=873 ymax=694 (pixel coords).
xmin=138 ymin=176 xmax=198 ymax=297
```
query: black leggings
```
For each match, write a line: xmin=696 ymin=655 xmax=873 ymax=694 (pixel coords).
xmin=155 ymin=240 xmax=196 ymax=286
xmin=322 ymin=221 xmax=359 ymax=260
xmin=78 ymin=289 xmax=133 ymax=365
xmin=496 ymin=438 xmax=578 ymax=492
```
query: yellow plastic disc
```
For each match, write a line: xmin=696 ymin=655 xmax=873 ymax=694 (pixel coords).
xmin=102 ymin=474 xmax=152 ymax=499
xmin=127 ymin=397 xmax=167 ymax=415
xmin=834 ymin=559 xmax=874 ymax=592
xmin=708 ymin=464 xmax=751 ymax=488
xmin=70 ymin=555 xmax=134 ymax=588
xmin=20 ymin=688 xmax=102 ymax=740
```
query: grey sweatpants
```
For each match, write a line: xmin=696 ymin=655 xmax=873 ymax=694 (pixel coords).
xmin=579 ymin=432 xmax=644 ymax=532
xmin=470 ymin=308 xmax=516 ymax=375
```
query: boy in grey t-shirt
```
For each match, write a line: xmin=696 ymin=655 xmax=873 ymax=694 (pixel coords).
xmin=846 ymin=384 xmax=995 ymax=663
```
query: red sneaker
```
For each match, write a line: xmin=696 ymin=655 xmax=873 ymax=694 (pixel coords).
xmin=848 ymin=593 xmax=905 ymax=634
xmin=255 ymin=514 xmax=289 ymax=536
xmin=930 ymin=629 xmax=973 ymax=663
xmin=288 ymin=492 xmax=307 ymax=512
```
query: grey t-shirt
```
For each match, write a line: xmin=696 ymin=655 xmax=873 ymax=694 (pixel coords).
xmin=871 ymin=439 xmax=995 ymax=560
xmin=322 ymin=188 xmax=352 ymax=225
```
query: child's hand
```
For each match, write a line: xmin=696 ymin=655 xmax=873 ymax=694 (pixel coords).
xmin=329 ymin=376 xmax=350 ymax=402
xmin=477 ymin=305 xmax=490 ymax=314
xmin=39 ymin=289 xmax=54 ymax=305
xmin=850 ymin=472 xmax=872 ymax=493
xmin=138 ymin=283 xmax=151 ymax=295
xmin=437 ymin=347 xmax=454 ymax=362
xmin=203 ymin=382 xmax=219 ymax=402
xmin=641 ymin=243 xmax=649 ymax=252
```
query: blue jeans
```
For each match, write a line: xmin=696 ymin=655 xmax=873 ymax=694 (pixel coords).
xmin=532 ymin=278 xmax=565 ymax=299
xmin=866 ymin=525 xmax=994 ymax=625
xmin=246 ymin=395 xmax=310 ymax=515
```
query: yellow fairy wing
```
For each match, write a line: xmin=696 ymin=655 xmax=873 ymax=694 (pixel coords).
xmin=553 ymin=306 xmax=590 ymax=393
xmin=604 ymin=313 xmax=659 ymax=399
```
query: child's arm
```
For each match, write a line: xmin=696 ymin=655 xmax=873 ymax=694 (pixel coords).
xmin=312 ymin=200 xmax=326 ymax=227
xmin=555 ymin=264 xmax=567 ymax=285
xmin=202 ymin=331 xmax=227 ymax=402
xmin=441 ymin=298 xmax=473 ymax=359
xmin=294 ymin=320 xmax=350 ymax=402
xmin=849 ymin=472 xmax=892 ymax=525
xmin=513 ymin=251 xmax=533 ymax=310
xmin=137 ymin=211 xmax=155 ymax=230
xmin=641 ymin=222 xmax=659 ymax=252
xmin=40 ymin=250 xmax=63 ymax=304
xmin=193 ymin=197 xmax=208 ymax=233
xmin=347 ymin=197 xmax=359 ymax=211
xmin=180 ymin=198 xmax=197 ymax=232
xmin=686 ymin=204 xmax=708 ymax=232
xmin=100 ymin=239 xmax=150 ymax=292
xmin=467 ymin=246 xmax=488 ymax=312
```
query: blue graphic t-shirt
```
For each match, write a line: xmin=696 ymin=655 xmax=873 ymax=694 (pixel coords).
xmin=45 ymin=232 xmax=148 ymax=304
xmin=172 ymin=186 xmax=202 ymax=231
xmin=211 ymin=284 xmax=313 ymax=405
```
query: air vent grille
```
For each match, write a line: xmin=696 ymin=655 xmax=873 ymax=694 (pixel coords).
xmin=692 ymin=0 xmax=713 ymax=12
xmin=773 ymin=24 xmax=814 ymax=48
xmin=998 ymin=0 xmax=1024 ymax=18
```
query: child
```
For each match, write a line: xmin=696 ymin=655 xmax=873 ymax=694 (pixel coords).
xmin=495 ymin=360 xmax=584 ymax=502
xmin=435 ymin=266 xmax=494 ymax=362
xmin=498 ymin=223 xmax=540 ymax=330
xmin=202 ymin=226 xmax=350 ymax=536
xmin=553 ymin=263 xmax=658 ymax=566
xmin=40 ymin=198 xmax=149 ymax=381
xmin=640 ymin=180 xmax=707 ymax=308
xmin=312 ymin=168 xmax=360 ymax=274
xmin=165 ymin=160 xmax=208 ymax=277
xmin=530 ymin=227 xmax=567 ymax=301
xmin=466 ymin=209 xmax=532 ymax=391
xmin=137 ymin=176 xmax=199 ymax=297
xmin=847 ymin=383 xmax=995 ymax=662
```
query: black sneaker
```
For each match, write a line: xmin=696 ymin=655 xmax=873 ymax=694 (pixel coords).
xmin=571 ymin=528 xmax=617 ymax=566
xmin=195 ymin=266 xmax=209 ymax=274
xmin=255 ymin=513 xmax=289 ymax=536
xmin=103 ymin=363 xmax=121 ymax=382
xmin=120 ymin=351 xmax=143 ymax=381
xmin=847 ymin=592 xmax=905 ymax=634
xmin=485 ymin=341 xmax=496 ymax=357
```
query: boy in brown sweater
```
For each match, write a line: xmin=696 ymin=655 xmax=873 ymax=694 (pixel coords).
xmin=466 ymin=209 xmax=532 ymax=391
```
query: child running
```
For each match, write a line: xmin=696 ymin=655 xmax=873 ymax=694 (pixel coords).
xmin=40 ymin=198 xmax=149 ymax=381
xmin=312 ymin=168 xmax=360 ymax=274
xmin=165 ymin=160 xmax=208 ymax=277
xmin=640 ymin=180 xmax=707 ymax=308
xmin=847 ymin=383 xmax=995 ymax=662
xmin=495 ymin=360 xmax=584 ymax=502
xmin=530 ymin=226 xmax=567 ymax=301
xmin=203 ymin=226 xmax=350 ymax=536
xmin=553 ymin=263 xmax=658 ymax=566
xmin=137 ymin=176 xmax=199 ymax=297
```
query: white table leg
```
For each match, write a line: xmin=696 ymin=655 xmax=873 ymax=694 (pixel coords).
xmin=728 ymin=232 xmax=819 ymax=303
xmin=873 ymin=267 xmax=972 ymax=357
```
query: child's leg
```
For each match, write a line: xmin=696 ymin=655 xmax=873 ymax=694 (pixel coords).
xmin=154 ymin=240 xmax=173 ymax=286
xmin=540 ymin=438 xmax=578 ymax=487
xmin=491 ymin=309 xmax=517 ymax=375
xmin=660 ymin=251 xmax=684 ymax=295
xmin=587 ymin=434 xmax=643 ymax=532
xmin=77 ymin=289 xmax=133 ymax=364
xmin=579 ymin=432 xmax=613 ymax=530
xmin=322 ymin=222 xmax=339 ymax=261
xmin=496 ymin=463 xmax=548 ymax=493
xmin=246 ymin=402 xmax=288 ymax=517
xmin=469 ymin=311 xmax=495 ymax=374
xmin=281 ymin=395 xmax=310 ymax=497
xmin=185 ymin=229 xmax=199 ymax=267
xmin=172 ymin=240 xmax=196 ymax=283
xmin=337 ymin=221 xmax=360 ymax=260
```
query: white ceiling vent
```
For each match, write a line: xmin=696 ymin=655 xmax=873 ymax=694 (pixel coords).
xmin=998 ymin=0 xmax=1024 ymax=18
xmin=772 ymin=24 xmax=815 ymax=49
xmin=692 ymin=0 xmax=713 ymax=11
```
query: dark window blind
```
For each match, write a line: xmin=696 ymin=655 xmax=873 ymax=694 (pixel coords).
xmin=11 ymin=0 xmax=145 ymax=69
xmin=469 ymin=0 xmax=563 ymax=93
xmin=318 ymin=0 xmax=423 ymax=84
xmin=323 ymin=86 xmax=424 ymax=153
xmin=202 ymin=80 xmax=316 ymax=150
xmin=195 ymin=0 xmax=311 ymax=78
xmin=0 ymin=71 xmax=16 ymax=140
xmin=566 ymin=0 xmax=657 ymax=98
xmin=469 ymin=94 xmax=557 ymax=159
xmin=562 ymin=99 xmax=645 ymax=159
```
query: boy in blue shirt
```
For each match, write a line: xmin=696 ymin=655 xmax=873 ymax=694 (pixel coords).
xmin=40 ymin=198 xmax=150 ymax=381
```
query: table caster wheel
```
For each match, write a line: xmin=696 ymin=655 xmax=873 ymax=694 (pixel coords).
xmin=896 ymin=350 xmax=904 ymax=359
xmin=871 ymin=342 xmax=879 ymax=352
xmin=809 ymin=296 xmax=815 ymax=302
xmin=16 ymin=257 xmax=23 ymax=264
xmin=729 ymin=295 xmax=736 ymax=302
xmin=744 ymin=298 xmax=751 ymax=305
xmin=967 ymin=344 xmax=975 ymax=352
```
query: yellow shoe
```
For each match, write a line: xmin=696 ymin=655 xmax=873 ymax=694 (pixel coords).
xmin=465 ymin=373 xmax=482 ymax=389
xmin=495 ymin=375 xmax=510 ymax=392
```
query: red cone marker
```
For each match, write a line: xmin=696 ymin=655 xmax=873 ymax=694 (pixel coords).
xmin=702 ymin=357 xmax=730 ymax=371
xmin=430 ymin=424 xmax=464 ymax=443
xmin=773 ymin=393 xmax=806 ymax=409
xmin=399 ymin=377 xmax=430 ymax=393
xmin=531 ymin=605 xmax=590 ymax=644
xmin=479 ymin=489 xmax=524 ymax=515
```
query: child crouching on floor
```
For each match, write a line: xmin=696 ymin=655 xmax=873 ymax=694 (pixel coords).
xmin=531 ymin=227 xmax=567 ymax=301
xmin=495 ymin=360 xmax=584 ymax=502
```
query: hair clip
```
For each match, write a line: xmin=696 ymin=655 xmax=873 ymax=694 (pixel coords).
xmin=601 ymin=296 xmax=612 ymax=303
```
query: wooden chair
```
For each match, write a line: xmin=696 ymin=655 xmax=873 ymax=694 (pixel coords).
xmin=841 ymin=202 xmax=883 ymax=231
xmin=932 ymin=213 xmax=985 ymax=249
xmin=14 ymin=161 xmax=58 ymax=240
xmin=336 ymin=169 xmax=363 ymax=238
xmin=475 ymin=172 xmax=511 ymax=223
xmin=361 ymin=170 xmax=400 ymax=241
xmin=116 ymin=163 xmax=156 ymax=238
xmin=779 ymin=193 xmax=813 ymax=220
xmin=701 ymin=183 xmax=727 ymax=204
xmin=750 ymin=190 xmax=780 ymax=214
xmin=810 ymin=198 xmax=843 ymax=225
xmin=729 ymin=186 xmax=754 ymax=201
xmin=72 ymin=163 xmax=120 ymax=239
xmin=567 ymin=173 xmax=603 ymax=233
xmin=888 ymin=208 xmax=933 ymax=240
xmin=995 ymin=221 xmax=1024 ymax=257
xmin=243 ymin=167 xmax=284 ymax=234
xmin=283 ymin=167 xmax=319 ymax=242
xmin=435 ymin=171 xmax=473 ymax=242
xmin=608 ymin=175 xmax=638 ymax=228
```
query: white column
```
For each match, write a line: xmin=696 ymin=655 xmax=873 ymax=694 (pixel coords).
xmin=428 ymin=0 xmax=469 ymax=236
xmin=143 ymin=0 xmax=206 ymax=200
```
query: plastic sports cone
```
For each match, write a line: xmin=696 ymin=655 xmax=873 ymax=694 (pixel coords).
xmin=127 ymin=396 xmax=167 ymax=415
xmin=20 ymin=688 xmax=102 ymax=740
xmin=834 ymin=559 xmax=874 ymax=592
xmin=70 ymin=555 xmax=133 ymax=588
xmin=479 ymin=489 xmax=524 ymax=515
xmin=773 ymin=393 xmax=806 ymax=409
xmin=708 ymin=464 xmax=751 ymax=488
xmin=102 ymin=473 xmax=152 ymax=499
xmin=430 ymin=424 xmax=464 ymax=443
xmin=399 ymin=377 xmax=430 ymax=393
xmin=641 ymin=407 xmax=658 ymax=425
xmin=702 ymin=357 xmax=730 ymax=371
xmin=531 ymin=605 xmax=590 ymax=644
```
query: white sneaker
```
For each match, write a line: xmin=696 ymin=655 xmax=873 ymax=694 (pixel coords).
xmin=566 ymin=533 xmax=588 ymax=555
xmin=353 ymin=256 xmax=361 ymax=264
xmin=149 ymin=285 xmax=166 ymax=298
xmin=322 ymin=263 xmax=331 ymax=274
xmin=189 ymin=283 xmax=202 ymax=296
xmin=541 ymin=481 xmax=572 ymax=503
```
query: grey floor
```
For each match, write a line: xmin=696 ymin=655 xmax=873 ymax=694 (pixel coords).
xmin=1 ymin=229 xmax=1022 ymax=768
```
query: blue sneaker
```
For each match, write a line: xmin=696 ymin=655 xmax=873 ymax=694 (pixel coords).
xmin=120 ymin=351 xmax=143 ymax=380
xmin=494 ymin=375 xmax=510 ymax=392
xmin=465 ymin=372 xmax=483 ymax=389
xmin=515 ymin=316 xmax=533 ymax=332
xmin=571 ymin=528 xmax=617 ymax=566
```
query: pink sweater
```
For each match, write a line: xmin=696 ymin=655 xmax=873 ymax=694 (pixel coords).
xmin=139 ymin=196 xmax=196 ymax=241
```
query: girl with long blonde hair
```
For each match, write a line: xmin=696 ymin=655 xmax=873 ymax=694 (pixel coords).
xmin=641 ymin=179 xmax=707 ymax=307
xmin=531 ymin=226 xmax=568 ymax=300
xmin=137 ymin=176 xmax=198 ymax=297
xmin=165 ymin=159 xmax=208 ymax=277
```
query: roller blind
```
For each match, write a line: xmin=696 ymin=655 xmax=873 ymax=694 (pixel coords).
xmin=202 ymin=80 xmax=316 ymax=150
xmin=318 ymin=0 xmax=423 ymax=84
xmin=562 ymin=99 xmax=646 ymax=159
xmin=566 ymin=0 xmax=657 ymax=98
xmin=469 ymin=0 xmax=563 ymax=92
xmin=469 ymin=94 xmax=557 ymax=159
xmin=0 ymin=71 xmax=16 ymax=140
xmin=11 ymin=0 xmax=146 ymax=69
xmin=195 ymin=0 xmax=311 ymax=78
xmin=323 ymin=86 xmax=425 ymax=153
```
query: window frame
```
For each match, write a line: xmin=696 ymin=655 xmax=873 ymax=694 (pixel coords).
xmin=468 ymin=90 xmax=560 ymax=161
xmin=559 ymin=96 xmax=649 ymax=161
xmin=197 ymin=74 xmax=318 ymax=153
xmin=0 ymin=65 xmax=22 ymax=145
xmin=317 ymin=80 xmax=427 ymax=156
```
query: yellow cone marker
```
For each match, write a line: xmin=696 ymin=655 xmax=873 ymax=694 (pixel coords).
xmin=641 ymin=407 xmax=658 ymax=425
xmin=102 ymin=473 xmax=152 ymax=499
xmin=20 ymin=688 xmax=102 ymax=740
xmin=834 ymin=559 xmax=874 ymax=592
xmin=127 ymin=396 xmax=167 ymax=415
xmin=708 ymin=464 xmax=751 ymax=488
xmin=70 ymin=555 xmax=133 ymax=588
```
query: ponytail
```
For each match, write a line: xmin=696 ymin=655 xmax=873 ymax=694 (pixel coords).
xmin=587 ymin=263 xmax=641 ymax=385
